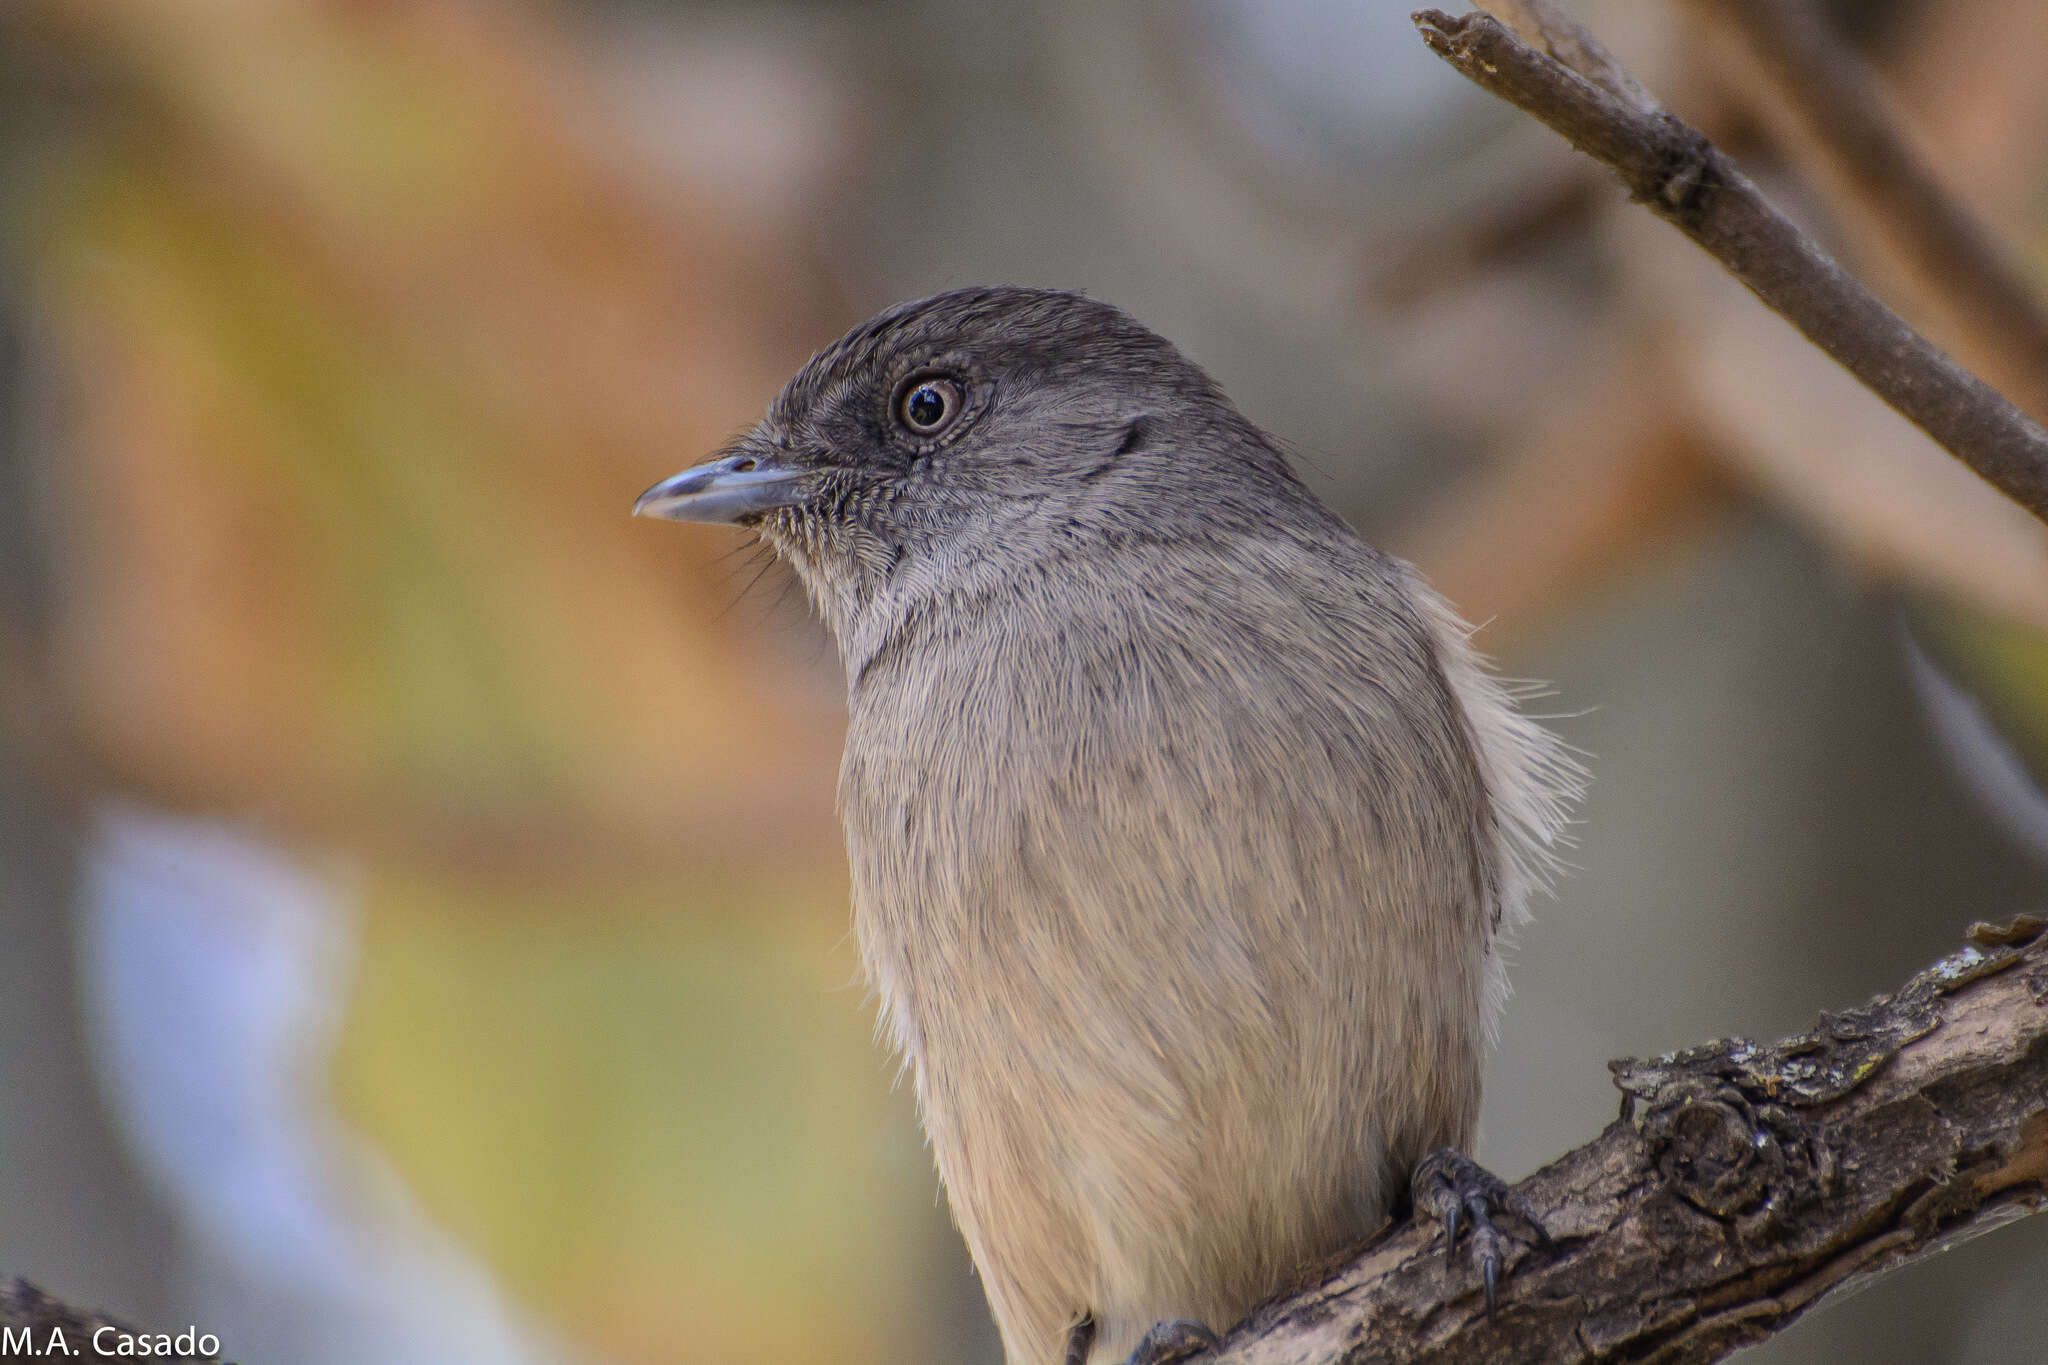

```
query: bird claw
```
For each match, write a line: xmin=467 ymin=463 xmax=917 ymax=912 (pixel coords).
xmin=1125 ymin=1318 xmax=1218 ymax=1365
xmin=1063 ymin=1314 xmax=1217 ymax=1365
xmin=1410 ymin=1148 xmax=1547 ymax=1313
xmin=1064 ymin=1317 xmax=1096 ymax=1365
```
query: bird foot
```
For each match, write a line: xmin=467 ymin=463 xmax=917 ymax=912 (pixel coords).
xmin=1409 ymin=1148 xmax=1549 ymax=1312
xmin=1063 ymin=1318 xmax=1095 ymax=1365
xmin=1062 ymin=1315 xmax=1217 ymax=1365
xmin=1124 ymin=1318 xmax=1218 ymax=1365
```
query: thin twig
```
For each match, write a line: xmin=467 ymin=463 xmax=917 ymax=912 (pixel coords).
xmin=1410 ymin=8 xmax=2048 ymax=527
xmin=1681 ymin=0 xmax=2048 ymax=422
xmin=1476 ymin=0 xmax=1662 ymax=113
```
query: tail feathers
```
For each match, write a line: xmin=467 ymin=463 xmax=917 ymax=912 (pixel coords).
xmin=1403 ymin=569 xmax=1589 ymax=1037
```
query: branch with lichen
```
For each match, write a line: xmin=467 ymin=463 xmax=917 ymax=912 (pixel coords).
xmin=8 ymin=922 xmax=2041 ymax=1364
xmin=1198 ymin=916 xmax=2048 ymax=1364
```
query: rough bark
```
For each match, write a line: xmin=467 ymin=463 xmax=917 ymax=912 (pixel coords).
xmin=5 ymin=924 xmax=2043 ymax=1364
xmin=1206 ymin=917 xmax=2048 ymax=1364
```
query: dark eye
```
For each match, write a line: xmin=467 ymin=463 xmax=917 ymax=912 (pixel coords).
xmin=896 ymin=377 xmax=962 ymax=435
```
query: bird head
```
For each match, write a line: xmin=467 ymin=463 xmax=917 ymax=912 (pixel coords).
xmin=634 ymin=286 xmax=1308 ymax=643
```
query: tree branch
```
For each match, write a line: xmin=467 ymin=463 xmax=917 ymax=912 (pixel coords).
xmin=1410 ymin=8 xmax=2048 ymax=527
xmin=1678 ymin=0 xmax=2048 ymax=423
xmin=1209 ymin=917 xmax=2048 ymax=1364
xmin=8 ymin=929 xmax=2040 ymax=1365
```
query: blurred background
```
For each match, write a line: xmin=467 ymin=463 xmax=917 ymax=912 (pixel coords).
xmin=1 ymin=0 xmax=2044 ymax=1361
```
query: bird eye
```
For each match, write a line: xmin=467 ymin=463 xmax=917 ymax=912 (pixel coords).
xmin=896 ymin=377 xmax=962 ymax=435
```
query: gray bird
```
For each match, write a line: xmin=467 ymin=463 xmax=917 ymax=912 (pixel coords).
xmin=635 ymin=288 xmax=1581 ymax=1365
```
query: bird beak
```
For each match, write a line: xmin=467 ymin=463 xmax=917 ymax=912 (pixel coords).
xmin=632 ymin=450 xmax=810 ymax=525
